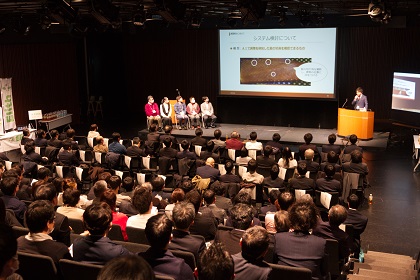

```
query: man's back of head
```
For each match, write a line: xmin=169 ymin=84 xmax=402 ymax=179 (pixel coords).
xmin=328 ymin=134 xmax=336 ymax=144
xmin=230 ymin=203 xmax=254 ymax=230
xmin=145 ymin=213 xmax=173 ymax=250
xmin=198 ymin=242 xmax=234 ymax=280
xmin=83 ymin=202 xmax=113 ymax=236
xmin=348 ymin=194 xmax=360 ymax=209
xmin=324 ymin=164 xmax=335 ymax=178
xmin=328 ymin=205 xmax=347 ymax=227
xmin=351 ymin=150 xmax=363 ymax=163
xmin=164 ymin=125 xmax=173 ymax=134
xmin=214 ymin=129 xmax=222 ymax=140
xmin=151 ymin=176 xmax=165 ymax=192
xmin=25 ymin=200 xmax=55 ymax=233
xmin=34 ymin=183 xmax=57 ymax=202
xmin=203 ymin=189 xmax=216 ymax=206
xmin=263 ymin=145 xmax=272 ymax=157
xmin=172 ymin=202 xmax=195 ymax=230
xmin=241 ymin=226 xmax=270 ymax=261
xmin=112 ymin=132 xmax=121 ymax=141
xmin=247 ymin=159 xmax=257 ymax=173
xmin=132 ymin=186 xmax=153 ymax=214
xmin=277 ymin=191 xmax=294 ymax=211
xmin=249 ymin=131 xmax=257 ymax=141
xmin=297 ymin=162 xmax=308 ymax=176
xmin=93 ymin=180 xmax=107 ymax=199
xmin=109 ymin=176 xmax=122 ymax=191
xmin=181 ymin=139 xmax=190 ymax=151
xmin=349 ymin=134 xmax=358 ymax=144
xmin=304 ymin=133 xmax=313 ymax=144
xmin=304 ymin=149 xmax=315 ymax=160
xmin=185 ymin=190 xmax=202 ymax=213
xmin=0 ymin=177 xmax=18 ymax=196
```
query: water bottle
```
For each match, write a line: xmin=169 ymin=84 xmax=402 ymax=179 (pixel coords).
xmin=359 ymin=248 xmax=364 ymax=263
xmin=368 ymin=194 xmax=373 ymax=204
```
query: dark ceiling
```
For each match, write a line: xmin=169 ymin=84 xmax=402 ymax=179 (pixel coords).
xmin=0 ymin=0 xmax=419 ymax=34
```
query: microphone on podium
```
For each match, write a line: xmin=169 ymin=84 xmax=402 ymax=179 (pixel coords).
xmin=176 ymin=89 xmax=180 ymax=96
xmin=341 ymin=98 xmax=348 ymax=108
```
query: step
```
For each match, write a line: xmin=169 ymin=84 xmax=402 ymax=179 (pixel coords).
xmin=348 ymin=275 xmax=386 ymax=280
xmin=364 ymin=255 xmax=416 ymax=266
xmin=366 ymin=251 xmax=414 ymax=261
xmin=354 ymin=263 xmax=417 ymax=277
xmin=362 ymin=259 xmax=415 ymax=271
xmin=357 ymin=268 xmax=416 ymax=280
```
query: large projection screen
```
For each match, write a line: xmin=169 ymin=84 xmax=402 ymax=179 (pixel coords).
xmin=391 ymin=72 xmax=420 ymax=127
xmin=219 ymin=28 xmax=337 ymax=99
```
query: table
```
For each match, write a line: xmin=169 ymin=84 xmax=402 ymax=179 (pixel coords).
xmin=0 ymin=131 xmax=24 ymax=152
xmin=413 ymin=135 xmax=420 ymax=172
xmin=38 ymin=114 xmax=72 ymax=131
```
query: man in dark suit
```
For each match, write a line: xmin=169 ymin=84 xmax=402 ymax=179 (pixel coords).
xmin=196 ymin=157 xmax=220 ymax=184
xmin=186 ymin=190 xmax=217 ymax=241
xmin=47 ymin=129 xmax=62 ymax=148
xmin=34 ymin=183 xmax=71 ymax=246
xmin=197 ymin=243 xmax=234 ymax=280
xmin=169 ymin=202 xmax=206 ymax=262
xmin=126 ymin=137 xmax=146 ymax=157
xmin=21 ymin=127 xmax=32 ymax=145
xmin=298 ymin=133 xmax=320 ymax=162
xmin=313 ymin=205 xmax=352 ymax=259
xmin=256 ymin=145 xmax=276 ymax=168
xmin=72 ymin=203 xmax=131 ymax=264
xmin=213 ymin=181 xmax=233 ymax=211
xmin=352 ymin=86 xmax=368 ymax=110
xmin=65 ymin=128 xmax=80 ymax=150
xmin=288 ymin=162 xmax=315 ymax=191
xmin=177 ymin=140 xmax=197 ymax=160
xmin=343 ymin=134 xmax=363 ymax=155
xmin=190 ymin=128 xmax=207 ymax=148
xmin=22 ymin=141 xmax=48 ymax=164
xmin=0 ymin=177 xmax=27 ymax=224
xmin=232 ymin=226 xmax=272 ymax=280
xmin=159 ymin=137 xmax=178 ymax=159
xmin=34 ymin=129 xmax=48 ymax=147
xmin=298 ymin=149 xmax=320 ymax=173
xmin=316 ymin=164 xmax=342 ymax=194
xmin=274 ymin=200 xmax=326 ymax=280
xmin=58 ymin=141 xmax=80 ymax=166
xmin=202 ymin=189 xmax=226 ymax=224
xmin=342 ymin=150 xmax=369 ymax=186
xmin=159 ymin=125 xmax=178 ymax=147
xmin=260 ymin=189 xmax=280 ymax=215
xmin=344 ymin=194 xmax=368 ymax=253
xmin=140 ymin=214 xmax=194 ymax=280
xmin=321 ymin=134 xmax=341 ymax=155
xmin=199 ymin=140 xmax=220 ymax=163
xmin=214 ymin=203 xmax=254 ymax=255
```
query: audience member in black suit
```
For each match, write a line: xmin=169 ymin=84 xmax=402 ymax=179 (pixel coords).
xmin=159 ymin=125 xmax=178 ymax=147
xmin=190 ymin=128 xmax=207 ymax=148
xmin=34 ymin=183 xmax=71 ymax=246
xmin=196 ymin=157 xmax=220 ymax=184
xmin=274 ymin=200 xmax=326 ymax=280
xmin=17 ymin=200 xmax=72 ymax=265
xmin=140 ymin=214 xmax=194 ymax=280
xmin=0 ymin=224 xmax=20 ymax=280
xmin=320 ymin=151 xmax=342 ymax=173
xmin=120 ymin=176 xmax=135 ymax=198
xmin=256 ymin=145 xmax=276 ymax=168
xmin=21 ymin=127 xmax=32 ymax=145
xmin=321 ymin=134 xmax=342 ymax=155
xmin=151 ymin=176 xmax=171 ymax=207
xmin=288 ymin=162 xmax=315 ymax=191
xmin=126 ymin=137 xmax=146 ymax=158
xmin=168 ymin=202 xmax=206 ymax=261
xmin=232 ymin=226 xmax=272 ymax=280
xmin=199 ymin=140 xmax=220 ymax=163
xmin=342 ymin=150 xmax=369 ymax=186
xmin=58 ymin=141 xmax=80 ymax=166
xmin=47 ymin=129 xmax=62 ymax=148
xmin=343 ymin=134 xmax=363 ymax=155
xmin=344 ymin=194 xmax=368 ymax=253
xmin=186 ymin=190 xmax=217 ymax=241
xmin=177 ymin=140 xmax=197 ymax=160
xmin=65 ymin=128 xmax=80 ymax=150
xmin=87 ymin=179 xmax=107 ymax=201
xmin=72 ymin=203 xmax=131 ymax=264
xmin=197 ymin=242 xmax=234 ymax=280
xmin=213 ymin=181 xmax=233 ymax=211
xmin=211 ymin=129 xmax=226 ymax=150
xmin=262 ymin=165 xmax=285 ymax=194
xmin=146 ymin=123 xmax=160 ymax=143
xmin=260 ymin=189 xmax=280 ymax=215
xmin=22 ymin=141 xmax=47 ymax=164
xmin=225 ymin=191 xmax=262 ymax=227
xmin=316 ymin=164 xmax=342 ymax=194
xmin=202 ymin=189 xmax=226 ymax=224
xmin=97 ymin=255 xmax=154 ymax=280
xmin=34 ymin=129 xmax=48 ymax=148
xmin=313 ymin=205 xmax=351 ymax=260
xmin=265 ymin=191 xmax=295 ymax=233
xmin=159 ymin=137 xmax=178 ymax=159
xmin=266 ymin=133 xmax=283 ymax=157
xmin=298 ymin=133 xmax=320 ymax=162
xmin=0 ymin=177 xmax=27 ymax=224
xmin=219 ymin=160 xmax=241 ymax=190
xmin=214 ymin=203 xmax=254 ymax=255
xmin=298 ymin=149 xmax=320 ymax=173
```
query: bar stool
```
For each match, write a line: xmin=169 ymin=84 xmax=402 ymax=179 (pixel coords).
xmin=95 ymin=96 xmax=103 ymax=117
xmin=87 ymin=96 xmax=96 ymax=116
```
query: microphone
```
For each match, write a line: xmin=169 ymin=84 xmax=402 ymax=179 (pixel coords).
xmin=176 ymin=89 xmax=180 ymax=96
xmin=341 ymin=98 xmax=348 ymax=108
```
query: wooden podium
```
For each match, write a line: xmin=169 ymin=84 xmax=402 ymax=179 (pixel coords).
xmin=337 ymin=108 xmax=374 ymax=140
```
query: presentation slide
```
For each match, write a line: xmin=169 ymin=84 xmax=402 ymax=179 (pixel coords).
xmin=392 ymin=72 xmax=420 ymax=113
xmin=219 ymin=28 xmax=337 ymax=99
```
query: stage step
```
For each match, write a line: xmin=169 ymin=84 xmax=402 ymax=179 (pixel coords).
xmin=366 ymin=251 xmax=413 ymax=261
xmin=348 ymin=275 xmax=386 ymax=280
xmin=354 ymin=263 xmax=417 ymax=277
xmin=357 ymin=268 xmax=416 ymax=280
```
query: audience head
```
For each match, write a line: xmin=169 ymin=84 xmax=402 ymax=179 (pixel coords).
xmin=197 ymin=242 xmax=234 ymax=280
xmin=213 ymin=182 xmax=226 ymax=197
xmin=172 ymin=202 xmax=196 ymax=230
xmin=270 ymin=164 xmax=280 ymax=179
xmin=83 ymin=202 xmax=113 ymax=236
xmin=37 ymin=167 xmax=51 ymax=181
xmin=112 ymin=132 xmax=121 ymax=141
xmin=304 ymin=149 xmax=314 ymax=160
xmin=100 ymin=189 xmax=117 ymax=211
xmin=304 ymin=133 xmax=313 ymax=144
xmin=328 ymin=205 xmax=347 ymax=227
xmin=22 ymin=127 xmax=30 ymax=137
xmin=149 ymin=123 xmax=157 ymax=133
xmin=0 ymin=177 xmax=18 ymax=196
xmin=351 ymin=150 xmax=363 ymax=163
xmin=249 ymin=131 xmax=257 ymax=141
xmin=109 ymin=175 xmax=122 ymax=191
xmin=180 ymin=180 xmax=194 ymax=194
xmin=185 ymin=190 xmax=202 ymax=213
xmin=297 ymin=162 xmax=308 ymax=176
xmin=233 ymin=190 xmax=252 ymax=206
xmin=203 ymin=189 xmax=216 ymax=206
xmin=328 ymin=134 xmax=337 ymax=144
xmin=272 ymin=133 xmax=281 ymax=142
xmin=224 ymin=161 xmax=234 ymax=174
xmin=205 ymin=157 xmax=215 ymax=167
xmin=50 ymin=129 xmax=59 ymax=139
xmin=132 ymin=186 xmax=153 ymax=214
xmin=171 ymin=188 xmax=185 ymax=203
xmin=282 ymin=147 xmax=293 ymax=159
xmin=263 ymin=145 xmax=272 ymax=157
xmin=241 ymin=226 xmax=270 ymax=261
xmin=145 ymin=214 xmax=173 ymax=250
xmin=163 ymin=137 xmax=172 ymax=148
xmin=214 ymin=129 xmax=222 ymax=139
xmin=230 ymin=131 xmax=239 ymax=139
xmin=151 ymin=176 xmax=165 ymax=192
xmin=24 ymin=141 xmax=35 ymax=153
xmin=274 ymin=210 xmax=291 ymax=233
xmin=195 ymin=128 xmax=203 ymax=136
xmin=247 ymin=159 xmax=257 ymax=172
xmin=132 ymin=137 xmax=141 ymax=146
xmin=34 ymin=183 xmax=57 ymax=203
xmin=230 ymin=203 xmax=254 ymax=230
xmin=181 ymin=140 xmax=190 ymax=151
xmin=93 ymin=180 xmax=108 ymax=199
xmin=289 ymin=200 xmax=319 ymax=232
xmin=348 ymin=194 xmax=360 ymax=209
xmin=62 ymin=141 xmax=72 ymax=151
xmin=66 ymin=128 xmax=76 ymax=139
xmin=240 ymin=147 xmax=248 ymax=157
xmin=98 ymin=172 xmax=112 ymax=183
xmin=97 ymin=255 xmax=155 ymax=280
xmin=0 ymin=224 xmax=18 ymax=278
xmin=25 ymin=200 xmax=55 ymax=233
xmin=277 ymin=191 xmax=294 ymax=211
xmin=36 ymin=129 xmax=46 ymax=139
xmin=268 ymin=189 xmax=280 ymax=205
xmin=63 ymin=188 xmax=80 ymax=207
xmin=349 ymin=134 xmax=358 ymax=144
xmin=90 ymin=124 xmax=98 ymax=131
xmin=96 ymin=136 xmax=105 ymax=145
xmin=52 ymin=177 xmax=64 ymax=193
xmin=327 ymin=150 xmax=339 ymax=164
xmin=163 ymin=125 xmax=173 ymax=134
xmin=324 ymin=164 xmax=335 ymax=177
xmin=122 ymin=176 xmax=134 ymax=192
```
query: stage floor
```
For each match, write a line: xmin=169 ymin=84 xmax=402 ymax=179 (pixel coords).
xmin=139 ymin=123 xmax=389 ymax=149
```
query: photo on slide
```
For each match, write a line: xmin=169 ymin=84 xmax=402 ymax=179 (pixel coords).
xmin=392 ymin=78 xmax=415 ymax=100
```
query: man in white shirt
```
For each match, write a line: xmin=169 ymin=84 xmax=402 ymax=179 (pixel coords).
xmin=127 ymin=186 xmax=157 ymax=229
xmin=245 ymin=131 xmax=263 ymax=151
xmin=201 ymin=96 xmax=217 ymax=128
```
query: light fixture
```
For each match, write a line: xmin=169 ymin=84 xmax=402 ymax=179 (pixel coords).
xmin=133 ymin=3 xmax=146 ymax=26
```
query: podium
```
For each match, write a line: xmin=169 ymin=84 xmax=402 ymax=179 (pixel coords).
xmin=337 ymin=108 xmax=374 ymax=140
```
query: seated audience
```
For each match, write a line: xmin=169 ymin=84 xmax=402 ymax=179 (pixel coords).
xmin=320 ymin=150 xmax=341 ymax=172
xmin=58 ymin=141 xmax=80 ymax=166
xmin=196 ymin=157 xmax=221 ymax=184
xmin=197 ymin=242 xmax=234 ymax=280
xmin=321 ymin=134 xmax=341 ymax=155
xmin=342 ymin=150 xmax=369 ymax=186
xmin=56 ymin=188 xmax=84 ymax=220
xmin=87 ymin=123 xmax=100 ymax=138
xmin=164 ymin=188 xmax=185 ymax=220
xmin=97 ymin=255 xmax=154 ymax=280
xmin=202 ymin=189 xmax=226 ymax=224
xmin=65 ymin=129 xmax=79 ymax=150
xmin=298 ymin=149 xmax=320 ymax=173
xmin=93 ymin=136 xmax=108 ymax=153
xmin=0 ymin=177 xmax=26 ymax=224
xmin=186 ymin=190 xmax=217 ymax=241
xmin=298 ymin=133 xmax=320 ymax=162
xmin=278 ymin=147 xmax=297 ymax=169
xmin=17 ymin=200 xmax=72 ymax=264
xmin=120 ymin=176 xmax=135 ymax=198
xmin=140 ymin=214 xmax=194 ymax=280
xmin=236 ymin=147 xmax=252 ymax=166
xmin=169 ymin=202 xmax=206 ymax=261
xmin=0 ymin=224 xmax=21 ymax=280
xmin=262 ymin=165 xmax=284 ymax=192
xmin=108 ymin=175 xmax=131 ymax=206
xmin=274 ymin=210 xmax=291 ymax=233
xmin=177 ymin=140 xmax=197 ymax=160
xmin=232 ymin=226 xmax=272 ymax=280
xmin=34 ymin=129 xmax=47 ymax=147
xmin=344 ymin=194 xmax=368 ymax=254
xmin=47 ymin=129 xmax=62 ymax=148
xmin=245 ymin=131 xmax=263 ymax=151
xmin=126 ymin=137 xmax=146 ymax=157
xmin=159 ymin=125 xmax=178 ymax=146
xmin=191 ymin=128 xmax=207 ymax=147
xmin=212 ymin=129 xmax=225 ymax=149
xmin=288 ymin=162 xmax=315 ymax=191
xmin=159 ymin=137 xmax=178 ymax=159
xmin=242 ymin=159 xmax=264 ymax=197
xmin=316 ymin=164 xmax=342 ymax=194
xmin=343 ymin=134 xmax=362 ymax=155
xmin=264 ymin=191 xmax=294 ymax=233
xmin=108 ymin=132 xmax=126 ymax=155
xmin=220 ymin=161 xmax=241 ymax=184
xmin=213 ymin=181 xmax=233 ymax=211
xmin=72 ymin=203 xmax=131 ymax=264
xmin=21 ymin=127 xmax=32 ymax=145
xmin=199 ymin=141 xmax=220 ymax=163
xmin=151 ymin=176 xmax=170 ymax=209
xmin=22 ymin=141 xmax=47 ymax=165
xmin=266 ymin=133 xmax=283 ymax=157
xmin=256 ymin=145 xmax=276 ymax=168
xmin=126 ymin=186 xmax=157 ymax=229
xmin=226 ymin=131 xmax=244 ymax=150
xmin=261 ymin=189 xmax=280 ymax=215
xmin=100 ymin=190 xmax=129 ymax=241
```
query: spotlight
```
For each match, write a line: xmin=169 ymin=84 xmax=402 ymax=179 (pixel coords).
xmin=368 ymin=2 xmax=384 ymax=17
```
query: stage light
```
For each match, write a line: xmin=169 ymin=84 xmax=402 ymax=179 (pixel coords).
xmin=368 ymin=2 xmax=384 ymax=17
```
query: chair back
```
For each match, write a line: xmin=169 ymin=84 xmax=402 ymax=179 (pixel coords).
xmin=113 ymin=240 xmax=150 ymax=253
xmin=170 ymin=249 xmax=196 ymax=271
xmin=315 ymin=190 xmax=339 ymax=209
xmin=256 ymin=166 xmax=272 ymax=178
xmin=12 ymin=226 xmax=29 ymax=239
xmin=267 ymin=263 xmax=312 ymax=280
xmin=126 ymin=226 xmax=149 ymax=244
xmin=325 ymin=239 xmax=340 ymax=277
xmin=59 ymin=259 xmax=103 ymax=280
xmin=108 ymin=224 xmax=125 ymax=241
xmin=217 ymin=224 xmax=234 ymax=231
xmin=17 ymin=252 xmax=58 ymax=280
xmin=342 ymin=172 xmax=360 ymax=202
xmin=68 ymin=218 xmax=85 ymax=234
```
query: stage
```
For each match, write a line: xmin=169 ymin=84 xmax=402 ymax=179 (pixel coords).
xmin=139 ymin=123 xmax=389 ymax=149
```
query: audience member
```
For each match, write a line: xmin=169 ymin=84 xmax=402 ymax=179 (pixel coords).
xmin=159 ymin=137 xmax=178 ymax=159
xmin=226 ymin=131 xmax=244 ymax=150
xmin=22 ymin=140 xmax=47 ymax=165
xmin=108 ymin=132 xmax=127 ymax=155
xmin=159 ymin=125 xmax=178 ymax=146
xmin=100 ymin=190 xmax=129 ymax=241
xmin=93 ymin=136 xmax=108 ymax=153
xmin=256 ymin=145 xmax=276 ymax=168
xmin=320 ymin=150 xmax=341 ymax=172
xmin=140 ymin=214 xmax=194 ymax=280
xmin=344 ymin=194 xmax=368 ymax=254
xmin=56 ymin=188 xmax=84 ymax=220
xmin=262 ymin=164 xmax=284 ymax=192
xmin=196 ymin=157 xmax=220 ymax=184
xmin=266 ymin=133 xmax=283 ymax=157
xmin=187 ymin=96 xmax=201 ymax=129
xmin=199 ymin=141 xmax=220 ymax=163
xmin=186 ymin=190 xmax=217 ymax=241
xmin=21 ymin=127 xmax=31 ymax=145
xmin=164 ymin=188 xmax=185 ymax=220
xmin=0 ymin=224 xmax=21 ymax=280
xmin=72 ymin=202 xmax=131 ymax=264
xmin=245 ymin=131 xmax=263 ymax=151
xmin=48 ymin=129 xmax=62 ymax=148
xmin=278 ymin=147 xmax=297 ymax=169
xmin=126 ymin=137 xmax=146 ymax=157
xmin=321 ymin=134 xmax=341 ymax=155
xmin=288 ymin=162 xmax=315 ymax=191
xmin=212 ymin=129 xmax=225 ymax=149
xmin=177 ymin=140 xmax=197 ymax=160
xmin=126 ymin=186 xmax=157 ymax=229
xmin=298 ymin=149 xmax=320 ymax=173
xmin=343 ymin=134 xmax=362 ymax=155
xmin=108 ymin=175 xmax=131 ymax=206
xmin=97 ymin=255 xmax=155 ymax=280
xmin=0 ymin=177 xmax=26 ymax=224
xmin=151 ymin=176 xmax=170 ymax=209
xmin=58 ymin=141 xmax=80 ymax=166
xmin=274 ymin=210 xmax=291 ymax=233
xmin=298 ymin=133 xmax=320 ymax=162
xmin=213 ymin=181 xmax=233 ymax=211
xmin=261 ymin=189 xmax=280 ymax=215
xmin=201 ymin=96 xmax=217 ymax=128
xmin=202 ymin=189 xmax=226 ymax=224
xmin=316 ymin=164 xmax=342 ymax=194
xmin=236 ymin=147 xmax=252 ymax=166
xmin=120 ymin=176 xmax=135 ymax=198
xmin=88 ymin=124 xmax=100 ymax=138
xmin=197 ymin=242 xmax=234 ymax=280
xmin=34 ymin=129 xmax=48 ymax=147
xmin=190 ymin=128 xmax=207 ymax=147
xmin=264 ymin=191 xmax=294 ymax=233
xmin=65 ymin=129 xmax=79 ymax=150
xmin=342 ymin=150 xmax=369 ymax=186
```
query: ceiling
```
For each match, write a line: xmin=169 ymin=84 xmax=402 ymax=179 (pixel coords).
xmin=0 ymin=0 xmax=419 ymax=34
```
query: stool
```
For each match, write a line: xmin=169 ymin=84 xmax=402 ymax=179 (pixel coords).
xmin=87 ymin=96 xmax=96 ymax=116
xmin=95 ymin=96 xmax=103 ymax=117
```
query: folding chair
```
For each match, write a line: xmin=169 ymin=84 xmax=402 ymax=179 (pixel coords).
xmin=68 ymin=218 xmax=85 ymax=234
xmin=59 ymin=259 xmax=103 ymax=280
xmin=267 ymin=263 xmax=312 ymax=280
xmin=17 ymin=252 xmax=58 ymax=280
xmin=170 ymin=249 xmax=196 ymax=271
xmin=126 ymin=226 xmax=149 ymax=244
xmin=107 ymin=224 xmax=125 ymax=241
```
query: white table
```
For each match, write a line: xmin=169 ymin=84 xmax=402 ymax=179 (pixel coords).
xmin=38 ymin=114 xmax=72 ymax=131
xmin=0 ymin=131 xmax=24 ymax=152
xmin=413 ymin=135 xmax=420 ymax=172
